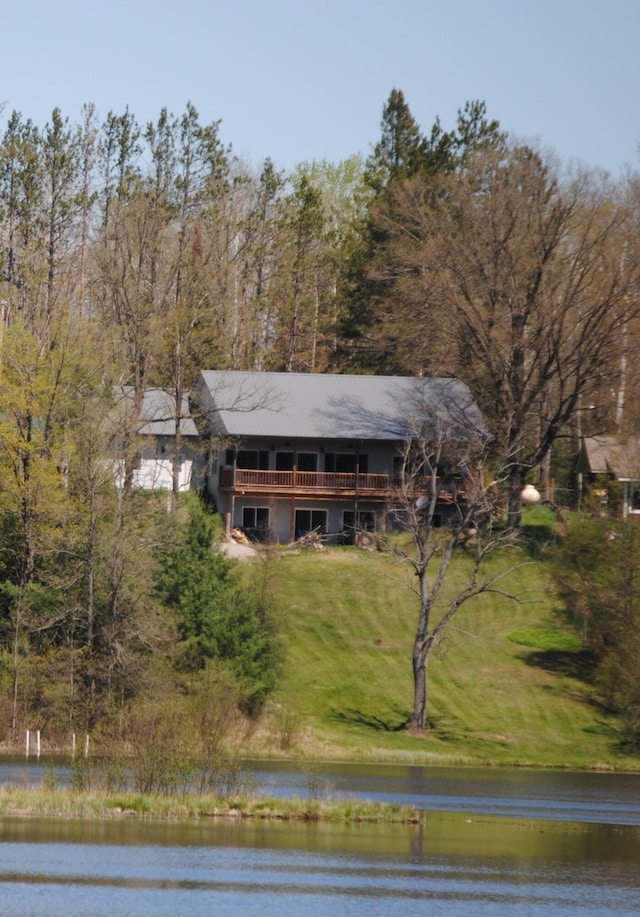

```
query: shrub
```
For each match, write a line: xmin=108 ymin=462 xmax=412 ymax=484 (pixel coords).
xmin=551 ymin=515 xmax=640 ymax=750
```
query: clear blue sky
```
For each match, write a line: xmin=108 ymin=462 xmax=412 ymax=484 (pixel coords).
xmin=2 ymin=0 xmax=638 ymax=175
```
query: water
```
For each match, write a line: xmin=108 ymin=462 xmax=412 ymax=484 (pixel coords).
xmin=3 ymin=757 xmax=640 ymax=825
xmin=0 ymin=816 xmax=639 ymax=916
xmin=248 ymin=760 xmax=640 ymax=825
xmin=1 ymin=758 xmax=639 ymax=915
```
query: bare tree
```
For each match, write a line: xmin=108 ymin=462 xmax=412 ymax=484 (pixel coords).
xmin=364 ymin=145 xmax=639 ymax=526
xmin=384 ymin=380 xmax=528 ymax=732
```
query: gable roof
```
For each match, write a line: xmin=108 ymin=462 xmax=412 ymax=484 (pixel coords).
xmin=196 ymin=371 xmax=485 ymax=442
xmin=582 ymin=435 xmax=640 ymax=481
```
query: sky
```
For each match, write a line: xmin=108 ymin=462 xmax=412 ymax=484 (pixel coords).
xmin=1 ymin=0 xmax=638 ymax=176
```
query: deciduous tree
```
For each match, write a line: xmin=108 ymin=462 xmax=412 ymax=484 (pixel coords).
xmin=362 ymin=145 xmax=638 ymax=526
xmin=384 ymin=380 xmax=521 ymax=731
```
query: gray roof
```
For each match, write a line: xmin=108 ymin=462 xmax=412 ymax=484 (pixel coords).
xmin=582 ymin=435 xmax=640 ymax=481
xmin=196 ymin=371 xmax=484 ymax=442
xmin=118 ymin=387 xmax=198 ymax=438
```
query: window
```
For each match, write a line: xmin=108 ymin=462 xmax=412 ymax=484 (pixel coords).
xmin=242 ymin=507 xmax=269 ymax=531
xmin=343 ymin=511 xmax=376 ymax=532
xmin=297 ymin=452 xmax=317 ymax=472
xmin=276 ymin=452 xmax=317 ymax=471
xmin=226 ymin=449 xmax=269 ymax=470
xmin=325 ymin=453 xmax=369 ymax=474
xmin=275 ymin=451 xmax=294 ymax=471
xmin=295 ymin=509 xmax=327 ymax=538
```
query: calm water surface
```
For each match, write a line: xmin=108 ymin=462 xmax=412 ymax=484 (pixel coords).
xmin=248 ymin=760 xmax=640 ymax=825
xmin=1 ymin=758 xmax=639 ymax=915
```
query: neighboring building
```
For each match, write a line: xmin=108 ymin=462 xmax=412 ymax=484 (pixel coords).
xmin=580 ymin=434 xmax=640 ymax=519
xmin=112 ymin=387 xmax=202 ymax=493
xmin=194 ymin=370 xmax=485 ymax=544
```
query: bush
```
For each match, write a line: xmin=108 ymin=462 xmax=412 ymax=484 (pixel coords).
xmin=126 ymin=701 xmax=197 ymax=794
xmin=551 ymin=515 xmax=640 ymax=750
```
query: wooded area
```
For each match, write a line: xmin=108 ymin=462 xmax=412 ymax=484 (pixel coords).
xmin=0 ymin=92 xmax=639 ymax=746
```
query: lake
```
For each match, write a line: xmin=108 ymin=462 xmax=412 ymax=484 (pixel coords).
xmin=1 ymin=757 xmax=639 ymax=915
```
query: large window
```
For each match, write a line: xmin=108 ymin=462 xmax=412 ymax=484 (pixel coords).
xmin=297 ymin=452 xmax=318 ymax=472
xmin=241 ymin=449 xmax=269 ymax=470
xmin=226 ymin=449 xmax=269 ymax=470
xmin=275 ymin=452 xmax=318 ymax=472
xmin=325 ymin=453 xmax=368 ymax=474
xmin=295 ymin=509 xmax=327 ymax=538
xmin=275 ymin=451 xmax=293 ymax=471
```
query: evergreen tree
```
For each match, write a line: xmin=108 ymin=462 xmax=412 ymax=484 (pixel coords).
xmin=365 ymin=88 xmax=427 ymax=192
xmin=0 ymin=112 xmax=43 ymax=321
xmin=337 ymin=91 xmax=504 ymax=373
xmin=267 ymin=172 xmax=328 ymax=372
xmin=40 ymin=108 xmax=83 ymax=324
xmin=158 ymin=496 xmax=280 ymax=715
xmin=98 ymin=107 xmax=142 ymax=229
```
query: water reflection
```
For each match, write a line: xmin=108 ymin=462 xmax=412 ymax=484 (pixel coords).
xmin=0 ymin=816 xmax=639 ymax=916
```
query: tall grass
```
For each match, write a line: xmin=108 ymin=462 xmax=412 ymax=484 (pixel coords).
xmin=0 ymin=785 xmax=421 ymax=823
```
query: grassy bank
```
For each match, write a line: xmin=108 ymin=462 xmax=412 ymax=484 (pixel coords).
xmin=255 ymin=509 xmax=639 ymax=771
xmin=0 ymin=785 xmax=421 ymax=824
xmin=4 ymin=510 xmax=635 ymax=774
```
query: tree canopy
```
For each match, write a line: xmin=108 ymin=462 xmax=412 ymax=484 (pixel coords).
xmin=0 ymin=92 xmax=639 ymax=745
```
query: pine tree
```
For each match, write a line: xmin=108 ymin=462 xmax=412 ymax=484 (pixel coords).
xmin=364 ymin=88 xmax=427 ymax=193
xmin=158 ymin=496 xmax=280 ymax=715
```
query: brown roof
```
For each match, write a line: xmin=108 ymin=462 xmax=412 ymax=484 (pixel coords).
xmin=582 ymin=435 xmax=640 ymax=481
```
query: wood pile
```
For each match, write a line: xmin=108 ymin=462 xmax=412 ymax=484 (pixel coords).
xmin=291 ymin=526 xmax=326 ymax=549
xmin=231 ymin=527 xmax=251 ymax=544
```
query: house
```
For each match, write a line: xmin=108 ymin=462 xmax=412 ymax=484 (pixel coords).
xmin=194 ymin=370 xmax=485 ymax=544
xmin=580 ymin=434 xmax=640 ymax=519
xmin=112 ymin=387 xmax=202 ymax=492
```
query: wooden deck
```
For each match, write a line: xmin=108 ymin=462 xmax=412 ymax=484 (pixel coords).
xmin=219 ymin=468 xmax=464 ymax=503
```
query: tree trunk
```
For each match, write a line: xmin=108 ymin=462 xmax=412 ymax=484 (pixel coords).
xmin=506 ymin=465 xmax=526 ymax=531
xmin=411 ymin=631 xmax=438 ymax=731
xmin=410 ymin=565 xmax=431 ymax=732
xmin=411 ymin=638 xmax=427 ymax=731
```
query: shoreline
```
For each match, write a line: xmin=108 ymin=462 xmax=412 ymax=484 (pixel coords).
xmin=2 ymin=746 xmax=638 ymax=775
xmin=2 ymin=786 xmax=639 ymax=836
xmin=0 ymin=785 xmax=421 ymax=824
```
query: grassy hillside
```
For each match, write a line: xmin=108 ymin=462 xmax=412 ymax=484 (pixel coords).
xmin=254 ymin=511 xmax=639 ymax=771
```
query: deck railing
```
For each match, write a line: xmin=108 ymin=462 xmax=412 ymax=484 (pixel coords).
xmin=220 ymin=468 xmax=391 ymax=492
xmin=219 ymin=467 xmax=465 ymax=502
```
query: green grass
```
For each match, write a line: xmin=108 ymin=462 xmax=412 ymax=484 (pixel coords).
xmin=257 ymin=517 xmax=638 ymax=771
xmin=0 ymin=785 xmax=421 ymax=824
xmin=506 ymin=629 xmax=582 ymax=652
